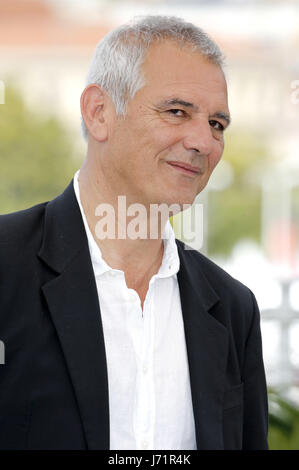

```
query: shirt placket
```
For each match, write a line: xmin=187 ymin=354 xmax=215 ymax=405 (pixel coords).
xmin=134 ymin=280 xmax=156 ymax=450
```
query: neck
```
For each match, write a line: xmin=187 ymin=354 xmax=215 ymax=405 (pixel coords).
xmin=77 ymin=160 xmax=167 ymax=278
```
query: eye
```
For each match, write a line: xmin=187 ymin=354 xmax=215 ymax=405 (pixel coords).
xmin=209 ymin=120 xmax=224 ymax=131
xmin=167 ymin=109 xmax=186 ymax=117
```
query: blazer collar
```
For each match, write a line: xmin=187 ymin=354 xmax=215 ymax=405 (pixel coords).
xmin=176 ymin=240 xmax=229 ymax=449
xmin=39 ymin=181 xmax=228 ymax=450
xmin=38 ymin=180 xmax=86 ymax=273
xmin=39 ymin=180 xmax=110 ymax=450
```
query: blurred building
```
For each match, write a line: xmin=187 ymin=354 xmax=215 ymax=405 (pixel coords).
xmin=1 ymin=0 xmax=298 ymax=143
xmin=0 ymin=0 xmax=113 ymax=147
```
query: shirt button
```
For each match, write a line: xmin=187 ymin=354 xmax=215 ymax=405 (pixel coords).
xmin=141 ymin=439 xmax=148 ymax=449
xmin=142 ymin=365 xmax=148 ymax=374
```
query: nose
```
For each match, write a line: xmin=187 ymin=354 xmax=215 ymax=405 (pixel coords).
xmin=182 ymin=118 xmax=213 ymax=156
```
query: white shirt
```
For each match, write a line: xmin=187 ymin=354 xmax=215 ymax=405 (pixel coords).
xmin=73 ymin=170 xmax=197 ymax=450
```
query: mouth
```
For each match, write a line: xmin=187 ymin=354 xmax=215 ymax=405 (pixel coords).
xmin=166 ymin=161 xmax=202 ymax=176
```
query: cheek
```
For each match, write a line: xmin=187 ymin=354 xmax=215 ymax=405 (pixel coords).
xmin=137 ymin=120 xmax=178 ymax=150
xmin=209 ymin=141 xmax=224 ymax=171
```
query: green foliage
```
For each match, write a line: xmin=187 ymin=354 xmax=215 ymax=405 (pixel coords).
xmin=207 ymin=129 xmax=270 ymax=257
xmin=268 ymin=388 xmax=299 ymax=450
xmin=0 ymin=86 xmax=79 ymax=214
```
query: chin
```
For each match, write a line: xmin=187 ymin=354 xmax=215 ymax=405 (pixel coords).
xmin=163 ymin=194 xmax=196 ymax=213
xmin=174 ymin=190 xmax=198 ymax=205
xmin=149 ymin=188 xmax=197 ymax=211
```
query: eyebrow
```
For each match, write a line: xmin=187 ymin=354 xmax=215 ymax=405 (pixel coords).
xmin=157 ymin=98 xmax=199 ymax=111
xmin=157 ymin=98 xmax=231 ymax=127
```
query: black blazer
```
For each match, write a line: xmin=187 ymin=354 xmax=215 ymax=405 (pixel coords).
xmin=0 ymin=181 xmax=268 ymax=450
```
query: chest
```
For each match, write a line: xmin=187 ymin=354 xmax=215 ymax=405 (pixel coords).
xmin=93 ymin=273 xmax=196 ymax=449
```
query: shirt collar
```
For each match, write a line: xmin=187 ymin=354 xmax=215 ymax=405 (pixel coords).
xmin=73 ymin=170 xmax=180 ymax=279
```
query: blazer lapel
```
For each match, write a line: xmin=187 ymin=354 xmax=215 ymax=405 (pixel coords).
xmin=38 ymin=181 xmax=109 ymax=450
xmin=176 ymin=240 xmax=229 ymax=450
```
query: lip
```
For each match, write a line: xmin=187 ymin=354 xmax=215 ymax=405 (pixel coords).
xmin=166 ymin=161 xmax=202 ymax=176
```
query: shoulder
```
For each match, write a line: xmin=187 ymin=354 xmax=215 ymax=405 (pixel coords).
xmin=0 ymin=202 xmax=48 ymax=262
xmin=176 ymin=240 xmax=261 ymax=368
xmin=176 ymin=239 xmax=252 ymax=301
xmin=0 ymin=203 xmax=47 ymax=240
xmin=175 ymin=238 xmax=256 ymax=338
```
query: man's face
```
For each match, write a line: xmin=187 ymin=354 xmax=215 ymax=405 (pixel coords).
xmin=101 ymin=40 xmax=230 ymax=208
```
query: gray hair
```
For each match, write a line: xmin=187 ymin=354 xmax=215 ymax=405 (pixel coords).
xmin=81 ymin=15 xmax=225 ymax=141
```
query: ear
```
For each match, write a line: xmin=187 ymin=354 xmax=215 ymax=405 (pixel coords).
xmin=80 ymin=84 xmax=109 ymax=142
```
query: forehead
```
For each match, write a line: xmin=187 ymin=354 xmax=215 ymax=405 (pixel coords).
xmin=137 ymin=40 xmax=228 ymax=109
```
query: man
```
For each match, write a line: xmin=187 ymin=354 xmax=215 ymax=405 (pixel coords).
xmin=0 ymin=16 xmax=268 ymax=450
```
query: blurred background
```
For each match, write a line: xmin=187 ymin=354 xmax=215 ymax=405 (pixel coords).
xmin=0 ymin=0 xmax=298 ymax=449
